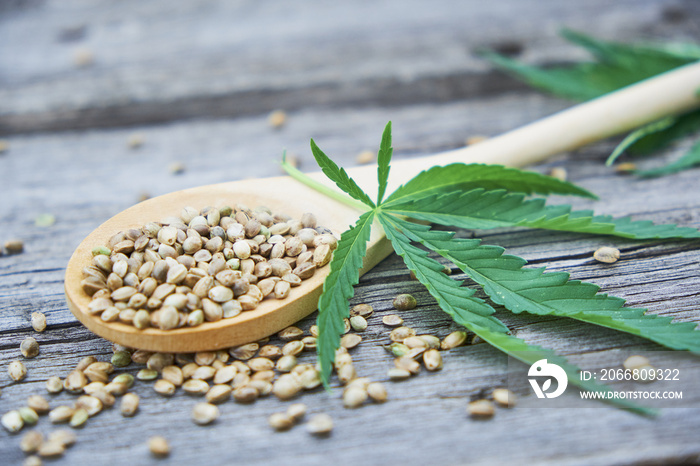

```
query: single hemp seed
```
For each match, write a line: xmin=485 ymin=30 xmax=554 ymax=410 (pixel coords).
xmin=393 ymin=294 xmax=417 ymax=311
xmin=149 ymin=436 xmax=170 ymax=457
xmin=593 ymin=246 xmax=620 ymax=264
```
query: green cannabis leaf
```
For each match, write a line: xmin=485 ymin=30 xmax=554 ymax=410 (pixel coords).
xmin=283 ymin=122 xmax=700 ymax=413
xmin=483 ymin=29 xmax=700 ymax=176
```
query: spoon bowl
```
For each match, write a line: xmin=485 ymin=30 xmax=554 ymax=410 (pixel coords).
xmin=64 ymin=62 xmax=700 ymax=352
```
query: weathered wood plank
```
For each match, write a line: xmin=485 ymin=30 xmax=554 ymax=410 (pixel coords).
xmin=1 ymin=94 xmax=700 ymax=465
xmin=1 ymin=0 xmax=697 ymax=134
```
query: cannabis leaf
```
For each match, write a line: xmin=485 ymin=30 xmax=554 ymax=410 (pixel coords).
xmin=310 ymin=139 xmax=376 ymax=208
xmin=483 ymin=29 xmax=700 ymax=176
xmin=316 ymin=210 xmax=374 ymax=387
xmin=284 ymin=123 xmax=700 ymax=412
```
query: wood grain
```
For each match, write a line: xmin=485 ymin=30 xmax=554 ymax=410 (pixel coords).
xmin=2 ymin=1 xmax=700 ymax=465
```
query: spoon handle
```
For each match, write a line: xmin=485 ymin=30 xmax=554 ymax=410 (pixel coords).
xmin=341 ymin=60 xmax=700 ymax=191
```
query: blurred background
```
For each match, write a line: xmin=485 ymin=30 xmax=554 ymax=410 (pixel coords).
xmin=2 ymin=1 xmax=698 ymax=220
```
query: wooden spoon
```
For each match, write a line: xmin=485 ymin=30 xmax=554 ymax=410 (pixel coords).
xmin=65 ymin=62 xmax=700 ymax=352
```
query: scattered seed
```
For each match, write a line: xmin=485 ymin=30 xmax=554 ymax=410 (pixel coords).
xmin=403 ymin=336 xmax=428 ymax=349
xmin=269 ymin=412 xmax=295 ymax=431
xmin=272 ymin=374 xmax=302 ymax=400
xmin=21 ymin=337 xmax=40 ymax=358
xmin=4 ymin=239 xmax=24 ymax=254
xmin=191 ymin=402 xmax=219 ymax=425
xmin=19 ymin=407 xmax=39 ymax=426
xmin=286 ymin=403 xmax=307 ymax=422
xmin=20 ymin=430 xmax=43 ymax=453
xmin=73 ymin=47 xmax=94 ymax=67
xmin=615 ymin=162 xmax=637 ymax=173
xmin=27 ymin=395 xmax=50 ymax=414
xmin=593 ymin=246 xmax=620 ymax=264
xmin=206 ymin=385 xmax=232 ymax=404
xmin=38 ymin=440 xmax=65 ymax=458
xmin=367 ymin=382 xmax=387 ymax=402
xmin=46 ymin=376 xmax=63 ymax=394
xmin=441 ymin=331 xmax=467 ymax=350
xmin=113 ymin=373 xmax=134 ymax=388
xmin=282 ymin=340 xmax=304 ymax=357
xmin=161 ymin=366 xmax=184 ymax=386
xmin=127 ymin=133 xmax=145 ymax=149
xmin=355 ymin=150 xmax=375 ymax=165
xmin=169 ymin=162 xmax=185 ymax=175
xmin=23 ymin=456 xmax=42 ymax=466
xmin=47 ymin=429 xmax=76 ymax=447
xmin=149 ymin=436 xmax=170 ymax=457
xmin=2 ymin=410 xmax=23 ymax=432
xmin=623 ymin=355 xmax=651 ymax=371
xmin=278 ymin=326 xmax=304 ymax=341
xmin=340 ymin=333 xmax=362 ymax=349
xmin=276 ymin=355 xmax=298 ymax=372
xmin=34 ymin=213 xmax=56 ymax=228
xmin=0 ymin=139 xmax=8 ymax=153
xmin=306 ymin=413 xmax=333 ymax=435
xmin=548 ymin=167 xmax=567 ymax=181
xmin=48 ymin=406 xmax=75 ymax=424
xmin=492 ymin=388 xmax=516 ymax=408
xmin=350 ymin=303 xmax=374 ymax=318
xmin=153 ymin=379 xmax=176 ymax=396
xmin=390 ymin=326 xmax=416 ymax=342
xmin=229 ymin=343 xmax=259 ymax=360
xmin=69 ymin=408 xmax=89 ymax=428
xmin=30 ymin=312 xmax=47 ymax=332
xmin=395 ymin=357 xmax=420 ymax=375
xmin=268 ymin=110 xmax=287 ymax=129
xmin=349 ymin=315 xmax=368 ymax=331
xmin=136 ymin=369 xmax=159 ymax=381
xmin=343 ymin=387 xmax=368 ymax=408
xmin=111 ymin=350 xmax=132 ymax=367
xmin=423 ymin=349 xmax=443 ymax=371
xmin=466 ymin=135 xmax=487 ymax=145
xmin=63 ymin=370 xmax=87 ymax=393
xmin=182 ymin=379 xmax=210 ymax=396
xmin=468 ymin=399 xmax=495 ymax=418
xmin=382 ymin=314 xmax=403 ymax=327
xmin=9 ymin=360 xmax=27 ymax=381
xmin=393 ymin=294 xmax=417 ymax=311
xmin=121 ymin=393 xmax=140 ymax=416
xmin=233 ymin=385 xmax=259 ymax=403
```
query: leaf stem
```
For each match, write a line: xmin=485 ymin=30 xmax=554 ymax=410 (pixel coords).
xmin=280 ymin=154 xmax=370 ymax=212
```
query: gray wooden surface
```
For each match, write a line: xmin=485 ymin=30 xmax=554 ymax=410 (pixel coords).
xmin=2 ymin=1 xmax=700 ymax=465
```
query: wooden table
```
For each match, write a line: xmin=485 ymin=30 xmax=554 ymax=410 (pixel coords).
xmin=2 ymin=1 xmax=700 ymax=464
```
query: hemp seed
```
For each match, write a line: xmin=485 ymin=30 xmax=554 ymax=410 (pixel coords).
xmin=492 ymin=388 xmax=516 ymax=408
xmin=191 ymin=402 xmax=219 ymax=425
xmin=349 ymin=315 xmax=368 ymax=332
xmin=30 ymin=312 xmax=47 ymax=332
xmin=121 ymin=393 xmax=140 ymax=416
xmin=441 ymin=331 xmax=467 ymax=350
xmin=9 ymin=360 xmax=28 ymax=381
xmin=20 ymin=430 xmax=43 ymax=453
xmin=268 ymin=412 xmax=295 ymax=431
xmin=382 ymin=314 xmax=403 ymax=326
xmin=468 ymin=399 xmax=495 ymax=418
xmin=350 ymin=303 xmax=374 ymax=318
xmin=593 ymin=246 xmax=620 ymax=264
xmin=286 ymin=403 xmax=307 ymax=422
xmin=149 ymin=436 xmax=170 ymax=457
xmin=46 ymin=376 xmax=63 ymax=394
xmin=393 ymin=294 xmax=417 ymax=311
xmin=367 ymin=382 xmax=387 ymax=403
xmin=27 ymin=395 xmax=50 ymax=414
xmin=340 ymin=333 xmax=362 ymax=349
xmin=2 ymin=410 xmax=23 ymax=432
xmin=21 ymin=337 xmax=40 ymax=358
xmin=306 ymin=413 xmax=333 ymax=435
